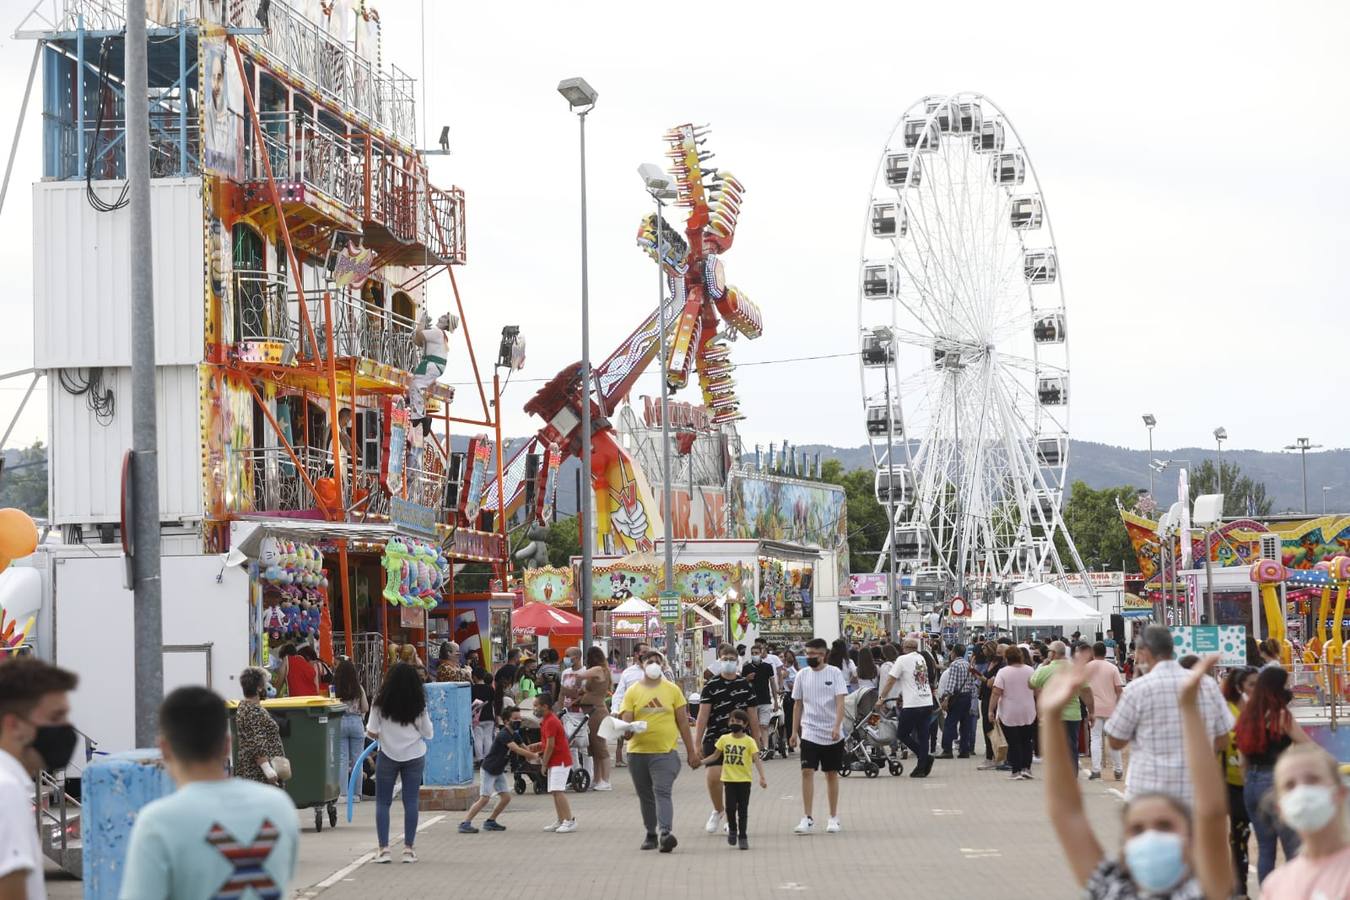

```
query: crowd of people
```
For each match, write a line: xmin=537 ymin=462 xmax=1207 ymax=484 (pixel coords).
xmin=3 ymin=622 xmax=1350 ymax=898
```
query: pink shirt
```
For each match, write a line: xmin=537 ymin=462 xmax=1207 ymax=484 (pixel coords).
xmin=993 ymin=664 xmax=1036 ymax=727
xmin=1260 ymin=844 xmax=1350 ymax=900
xmin=1085 ymin=659 xmax=1124 ymax=719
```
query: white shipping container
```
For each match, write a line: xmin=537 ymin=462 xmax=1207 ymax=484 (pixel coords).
xmin=33 ymin=177 xmax=204 ymax=368
xmin=48 ymin=364 xmax=203 ymax=525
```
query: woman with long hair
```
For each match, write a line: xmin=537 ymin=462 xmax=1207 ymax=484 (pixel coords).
xmin=828 ymin=638 xmax=857 ymax=690
xmin=579 ymin=644 xmax=614 ymax=791
xmin=855 ymin=647 xmax=880 ymax=694
xmin=1261 ymin=743 xmax=1350 ymax=897
xmin=989 ymin=645 xmax=1037 ymax=780
xmin=976 ymin=641 xmax=1007 ymax=768
xmin=366 ymin=663 xmax=433 ymax=863
xmin=1235 ymin=665 xmax=1310 ymax=883
xmin=1044 ymin=654 xmax=1234 ymax=899
xmin=1220 ymin=666 xmax=1257 ymax=896
xmin=334 ymin=658 xmax=368 ymax=803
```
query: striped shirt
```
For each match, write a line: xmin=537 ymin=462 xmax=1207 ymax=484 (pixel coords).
xmin=938 ymin=660 xmax=980 ymax=702
xmin=791 ymin=664 xmax=848 ymax=744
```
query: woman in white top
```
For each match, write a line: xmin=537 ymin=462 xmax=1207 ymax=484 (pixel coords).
xmin=366 ymin=663 xmax=433 ymax=863
xmin=855 ymin=647 xmax=880 ymax=695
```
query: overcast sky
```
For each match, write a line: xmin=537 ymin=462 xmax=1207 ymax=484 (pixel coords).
xmin=1 ymin=0 xmax=1347 ymax=460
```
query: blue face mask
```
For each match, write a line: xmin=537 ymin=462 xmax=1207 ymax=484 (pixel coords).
xmin=1123 ymin=830 xmax=1186 ymax=893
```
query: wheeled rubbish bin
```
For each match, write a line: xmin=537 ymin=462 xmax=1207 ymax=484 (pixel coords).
xmin=230 ymin=696 xmax=346 ymax=831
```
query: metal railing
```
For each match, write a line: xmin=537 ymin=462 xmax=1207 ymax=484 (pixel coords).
xmin=353 ymin=468 xmax=391 ymax=518
xmin=35 ymin=769 xmax=81 ymax=877
xmin=310 ymin=290 xmax=418 ymax=371
xmin=405 ymin=462 xmax=449 ymax=520
xmin=48 ymin=118 xmax=201 ymax=181
xmin=233 ymin=269 xmax=292 ymax=344
xmin=248 ymin=112 xmax=364 ymax=213
xmin=234 ymin=445 xmax=331 ymax=512
xmin=334 ymin=631 xmax=386 ymax=702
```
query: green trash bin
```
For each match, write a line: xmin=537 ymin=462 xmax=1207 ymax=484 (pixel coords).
xmin=229 ymin=696 xmax=345 ymax=832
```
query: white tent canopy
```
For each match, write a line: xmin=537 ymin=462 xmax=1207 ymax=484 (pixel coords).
xmin=611 ymin=597 xmax=659 ymax=616
xmin=970 ymin=581 xmax=1104 ymax=628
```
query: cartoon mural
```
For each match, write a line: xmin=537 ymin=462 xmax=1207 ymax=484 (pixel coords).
xmin=586 ymin=560 xmax=749 ymax=608
xmin=522 ymin=566 xmax=576 ymax=606
xmin=1121 ymin=510 xmax=1350 ymax=581
xmin=728 ymin=472 xmax=848 ymax=583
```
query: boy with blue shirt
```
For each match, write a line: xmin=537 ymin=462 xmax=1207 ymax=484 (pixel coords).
xmin=120 ymin=687 xmax=299 ymax=900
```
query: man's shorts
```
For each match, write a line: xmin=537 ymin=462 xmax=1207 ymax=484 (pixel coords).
xmin=547 ymin=764 xmax=570 ymax=793
xmin=756 ymin=703 xmax=775 ymax=727
xmin=480 ymin=769 xmax=509 ymax=797
xmin=799 ymin=738 xmax=845 ymax=773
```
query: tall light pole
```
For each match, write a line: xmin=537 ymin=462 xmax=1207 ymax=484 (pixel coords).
xmin=127 ymin=0 xmax=164 ymax=747
xmin=1323 ymin=485 xmax=1335 ymax=515
xmin=1142 ymin=414 xmax=1156 ymax=496
xmin=1284 ymin=437 xmax=1322 ymax=514
xmin=640 ymin=163 xmax=679 ymax=665
xmin=558 ymin=77 xmax=598 ymax=652
xmin=1213 ymin=426 xmax=1227 ymax=499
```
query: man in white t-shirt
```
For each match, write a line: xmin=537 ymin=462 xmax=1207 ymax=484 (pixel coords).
xmin=0 ymin=658 xmax=79 ymax=900
xmin=788 ymin=638 xmax=847 ymax=835
xmin=611 ymin=643 xmax=651 ymax=767
xmin=878 ymin=637 xmax=935 ymax=777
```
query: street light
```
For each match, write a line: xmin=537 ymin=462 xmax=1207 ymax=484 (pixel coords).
xmin=641 ymin=162 xmax=679 ymax=664
xmin=1142 ymin=414 xmax=1156 ymax=495
xmin=1283 ymin=437 xmax=1322 ymax=514
xmin=1213 ymin=427 xmax=1227 ymax=498
xmin=558 ymin=76 xmax=598 ymax=653
xmin=1322 ymin=485 xmax=1335 ymax=515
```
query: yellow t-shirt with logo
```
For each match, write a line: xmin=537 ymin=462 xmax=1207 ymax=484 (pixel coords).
xmin=620 ymin=678 xmax=687 ymax=754
xmin=714 ymin=733 xmax=759 ymax=783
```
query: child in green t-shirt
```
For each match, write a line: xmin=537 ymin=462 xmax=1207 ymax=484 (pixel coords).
xmin=704 ymin=709 xmax=767 ymax=850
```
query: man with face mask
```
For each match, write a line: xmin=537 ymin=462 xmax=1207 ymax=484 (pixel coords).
xmin=0 ymin=658 xmax=78 ymax=900
xmin=620 ymin=650 xmax=701 ymax=852
xmin=695 ymin=644 xmax=762 ymax=836
xmin=789 ymin=638 xmax=848 ymax=835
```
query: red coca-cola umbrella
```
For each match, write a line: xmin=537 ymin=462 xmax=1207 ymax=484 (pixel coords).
xmin=510 ymin=601 xmax=583 ymax=637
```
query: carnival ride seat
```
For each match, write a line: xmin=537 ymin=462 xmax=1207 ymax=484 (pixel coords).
xmin=1010 ymin=196 xmax=1043 ymax=230
xmin=870 ymin=202 xmax=906 ymax=238
xmin=1023 ymin=250 xmax=1058 ymax=285
xmin=862 ymin=263 xmax=898 ymax=300
xmin=885 ymin=152 xmax=922 ymax=188
xmin=992 ymin=152 xmax=1025 ymax=185
xmin=1037 ymin=376 xmax=1068 ymax=406
xmin=861 ymin=328 xmax=896 ymax=367
xmin=973 ymin=119 xmax=1005 ymax=153
xmin=1033 ymin=313 xmax=1066 ymax=343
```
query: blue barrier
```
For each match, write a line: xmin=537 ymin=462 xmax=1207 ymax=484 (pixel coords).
xmin=423 ymin=682 xmax=472 ymax=786
xmin=345 ymin=740 xmax=379 ymax=822
xmin=81 ymin=750 xmax=175 ymax=900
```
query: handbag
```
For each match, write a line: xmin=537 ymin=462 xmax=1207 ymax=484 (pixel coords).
xmin=990 ymin=720 xmax=1008 ymax=763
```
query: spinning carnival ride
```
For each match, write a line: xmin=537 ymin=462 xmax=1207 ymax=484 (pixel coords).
xmin=857 ymin=93 xmax=1089 ymax=593
xmin=489 ymin=125 xmax=761 ymax=552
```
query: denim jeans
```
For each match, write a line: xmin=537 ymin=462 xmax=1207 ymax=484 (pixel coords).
xmin=940 ymin=694 xmax=975 ymax=755
xmin=1244 ymin=765 xmax=1300 ymax=883
xmin=1063 ymin=719 xmax=1082 ymax=771
xmin=339 ymin=713 xmax=365 ymax=798
xmin=896 ymin=705 xmax=933 ymax=763
xmin=375 ymin=752 xmax=425 ymax=849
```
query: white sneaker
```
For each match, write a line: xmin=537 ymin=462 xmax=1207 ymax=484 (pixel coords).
xmin=373 ymin=848 xmax=391 ymax=864
xmin=555 ymin=819 xmax=577 ymax=834
xmin=592 ymin=781 xmax=613 ymax=792
xmin=706 ymin=810 xmax=725 ymax=834
xmin=542 ymin=820 xmax=562 ymax=832
xmin=826 ymin=817 xmax=841 ymax=833
xmin=794 ymin=816 xmax=814 ymax=835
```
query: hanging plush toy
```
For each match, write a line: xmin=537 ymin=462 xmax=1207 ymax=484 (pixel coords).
xmin=383 ymin=539 xmax=408 ymax=606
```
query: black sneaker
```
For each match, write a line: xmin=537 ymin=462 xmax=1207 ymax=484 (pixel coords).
xmin=640 ymin=833 xmax=659 ymax=851
xmin=958 ymin=752 xmax=971 ymax=759
xmin=727 ymin=832 xmax=737 ymax=847
xmin=936 ymin=751 xmax=954 ymax=760
xmin=738 ymin=835 xmax=749 ymax=850
xmin=658 ymin=832 xmax=679 ymax=853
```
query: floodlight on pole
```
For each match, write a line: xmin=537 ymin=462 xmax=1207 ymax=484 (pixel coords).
xmin=1142 ymin=414 xmax=1156 ymax=495
xmin=1284 ymin=437 xmax=1322 ymax=514
xmin=559 ymin=76 xmax=597 ymax=652
xmin=1213 ymin=426 xmax=1226 ymax=497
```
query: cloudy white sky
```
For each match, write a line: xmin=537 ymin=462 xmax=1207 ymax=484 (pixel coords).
xmin=1 ymin=0 xmax=1347 ymax=458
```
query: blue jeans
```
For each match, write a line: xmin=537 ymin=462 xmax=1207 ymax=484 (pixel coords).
xmin=1063 ymin=720 xmax=1082 ymax=771
xmin=375 ymin=752 xmax=425 ymax=849
xmin=1245 ymin=766 xmax=1301 ymax=883
xmin=940 ymin=694 xmax=975 ymax=755
xmin=339 ymin=713 xmax=365 ymax=798
xmin=896 ymin=705 xmax=933 ymax=763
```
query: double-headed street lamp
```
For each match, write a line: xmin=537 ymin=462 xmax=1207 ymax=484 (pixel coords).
xmin=558 ymin=76 xmax=598 ymax=652
xmin=1284 ymin=437 xmax=1322 ymax=514
xmin=640 ymin=162 xmax=680 ymax=663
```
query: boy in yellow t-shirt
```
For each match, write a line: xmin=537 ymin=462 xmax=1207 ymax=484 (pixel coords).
xmin=706 ymin=709 xmax=767 ymax=850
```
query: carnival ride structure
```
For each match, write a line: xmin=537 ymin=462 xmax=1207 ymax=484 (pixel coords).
xmin=856 ymin=92 xmax=1089 ymax=597
xmin=486 ymin=124 xmax=762 ymax=555
xmin=16 ymin=0 xmax=511 ymax=658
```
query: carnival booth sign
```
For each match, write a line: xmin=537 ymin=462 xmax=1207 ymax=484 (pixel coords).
xmin=381 ymin=537 xmax=449 ymax=610
xmin=522 ymin=566 xmax=575 ymax=606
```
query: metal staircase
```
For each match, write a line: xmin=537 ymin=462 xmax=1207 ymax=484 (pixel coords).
xmin=35 ymin=768 xmax=82 ymax=877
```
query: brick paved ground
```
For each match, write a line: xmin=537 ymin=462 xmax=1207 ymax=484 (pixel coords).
xmin=297 ymin=751 xmax=1131 ymax=900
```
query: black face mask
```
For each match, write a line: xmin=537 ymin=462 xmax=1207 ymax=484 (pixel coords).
xmin=28 ymin=723 xmax=79 ymax=772
xmin=729 ymin=723 xmax=745 ymax=732
xmin=807 ymin=656 xmax=823 ymax=668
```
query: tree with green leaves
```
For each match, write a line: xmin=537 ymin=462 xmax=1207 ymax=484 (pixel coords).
xmin=0 ymin=442 xmax=48 ymax=519
xmin=541 ymin=516 xmax=582 ymax=568
xmin=820 ymin=458 xmax=887 ymax=570
xmin=1056 ymin=481 xmax=1140 ymax=571
xmin=1186 ymin=459 xmax=1272 ymax=518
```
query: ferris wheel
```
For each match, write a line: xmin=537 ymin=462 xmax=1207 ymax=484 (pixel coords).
xmin=856 ymin=92 xmax=1087 ymax=592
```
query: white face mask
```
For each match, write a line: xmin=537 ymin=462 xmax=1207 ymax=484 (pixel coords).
xmin=719 ymin=659 xmax=738 ymax=676
xmin=1279 ymin=784 xmax=1339 ymax=833
xmin=644 ymin=663 xmax=664 ymax=681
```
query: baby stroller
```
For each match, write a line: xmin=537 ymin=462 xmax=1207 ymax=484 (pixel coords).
xmin=840 ymin=688 xmax=903 ymax=778
xmin=511 ymin=719 xmax=548 ymax=795
xmin=760 ymin=706 xmax=787 ymax=760
xmin=560 ymin=709 xmax=593 ymax=793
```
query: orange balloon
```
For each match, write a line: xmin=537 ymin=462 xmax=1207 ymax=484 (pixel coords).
xmin=0 ymin=509 xmax=37 ymax=559
xmin=0 ymin=555 xmax=9 ymax=575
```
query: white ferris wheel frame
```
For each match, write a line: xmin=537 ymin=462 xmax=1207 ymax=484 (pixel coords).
xmin=855 ymin=91 xmax=1091 ymax=596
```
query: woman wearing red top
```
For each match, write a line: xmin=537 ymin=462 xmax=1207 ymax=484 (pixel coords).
xmin=1236 ymin=665 xmax=1310 ymax=884
xmin=282 ymin=644 xmax=321 ymax=697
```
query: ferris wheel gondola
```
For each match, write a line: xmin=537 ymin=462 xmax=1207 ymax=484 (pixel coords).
xmin=857 ymin=92 xmax=1088 ymax=592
